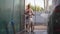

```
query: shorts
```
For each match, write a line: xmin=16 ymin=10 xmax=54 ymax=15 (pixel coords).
xmin=25 ymin=18 xmax=34 ymax=24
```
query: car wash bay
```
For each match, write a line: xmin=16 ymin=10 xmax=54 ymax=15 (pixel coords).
xmin=0 ymin=0 xmax=48 ymax=34
xmin=0 ymin=0 xmax=60 ymax=34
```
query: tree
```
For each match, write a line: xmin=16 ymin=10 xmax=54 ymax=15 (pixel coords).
xmin=30 ymin=5 xmax=44 ymax=11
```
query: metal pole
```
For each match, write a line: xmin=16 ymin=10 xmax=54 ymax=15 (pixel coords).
xmin=46 ymin=0 xmax=49 ymax=11
xmin=34 ymin=0 xmax=36 ymax=24
xmin=44 ymin=0 xmax=45 ymax=10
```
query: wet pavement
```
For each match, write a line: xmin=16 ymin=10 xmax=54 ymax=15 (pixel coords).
xmin=20 ymin=30 xmax=47 ymax=34
xmin=34 ymin=25 xmax=47 ymax=30
xmin=17 ymin=25 xmax=47 ymax=34
xmin=34 ymin=30 xmax=47 ymax=34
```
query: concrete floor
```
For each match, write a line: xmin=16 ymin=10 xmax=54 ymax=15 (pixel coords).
xmin=17 ymin=25 xmax=47 ymax=34
xmin=20 ymin=30 xmax=47 ymax=34
xmin=34 ymin=25 xmax=47 ymax=30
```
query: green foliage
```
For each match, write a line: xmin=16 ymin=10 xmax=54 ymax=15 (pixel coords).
xmin=30 ymin=5 xmax=44 ymax=11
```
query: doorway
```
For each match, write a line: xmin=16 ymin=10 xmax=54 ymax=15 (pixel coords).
xmin=25 ymin=0 xmax=52 ymax=34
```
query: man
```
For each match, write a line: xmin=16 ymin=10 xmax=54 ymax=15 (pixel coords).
xmin=25 ymin=4 xmax=34 ymax=32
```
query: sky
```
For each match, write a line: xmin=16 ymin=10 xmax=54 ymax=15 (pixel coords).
xmin=25 ymin=0 xmax=52 ymax=8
